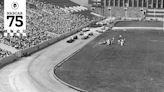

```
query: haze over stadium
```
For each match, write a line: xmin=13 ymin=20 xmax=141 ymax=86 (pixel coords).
xmin=0 ymin=0 xmax=164 ymax=92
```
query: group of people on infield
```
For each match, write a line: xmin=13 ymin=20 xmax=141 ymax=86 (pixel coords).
xmin=99 ymin=35 xmax=125 ymax=46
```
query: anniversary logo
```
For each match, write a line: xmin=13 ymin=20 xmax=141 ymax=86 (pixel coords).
xmin=4 ymin=0 xmax=26 ymax=37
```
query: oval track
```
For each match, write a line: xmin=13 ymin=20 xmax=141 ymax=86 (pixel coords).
xmin=0 ymin=30 xmax=101 ymax=92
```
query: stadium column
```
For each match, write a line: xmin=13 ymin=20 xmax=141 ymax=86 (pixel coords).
xmin=152 ymin=0 xmax=154 ymax=8
xmin=123 ymin=0 xmax=125 ymax=7
xmin=118 ymin=0 xmax=120 ymax=7
xmin=132 ymin=0 xmax=134 ymax=7
xmin=142 ymin=0 xmax=144 ymax=7
xmin=156 ymin=0 xmax=158 ymax=8
xmin=128 ymin=0 xmax=130 ymax=7
xmin=161 ymin=0 xmax=163 ymax=8
xmin=147 ymin=0 xmax=149 ymax=8
xmin=113 ymin=0 xmax=115 ymax=6
xmin=109 ymin=0 xmax=111 ymax=6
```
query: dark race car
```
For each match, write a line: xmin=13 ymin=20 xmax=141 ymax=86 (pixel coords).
xmin=67 ymin=38 xmax=74 ymax=43
xmin=88 ymin=32 xmax=94 ymax=36
xmin=73 ymin=35 xmax=78 ymax=40
xmin=81 ymin=35 xmax=89 ymax=40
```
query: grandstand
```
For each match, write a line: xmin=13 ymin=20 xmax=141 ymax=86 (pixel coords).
xmin=0 ymin=0 xmax=102 ymax=59
xmin=146 ymin=8 xmax=164 ymax=20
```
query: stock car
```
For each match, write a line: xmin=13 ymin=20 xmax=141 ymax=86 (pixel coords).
xmin=82 ymin=28 xmax=90 ymax=32
xmin=81 ymin=33 xmax=89 ymax=40
xmin=81 ymin=35 xmax=89 ymax=40
xmin=67 ymin=38 xmax=74 ymax=43
xmin=67 ymin=37 xmax=74 ymax=43
xmin=96 ymin=29 xmax=105 ymax=33
xmin=66 ymin=35 xmax=78 ymax=43
xmin=79 ymin=32 xmax=84 ymax=36
xmin=73 ymin=35 xmax=78 ymax=39
xmin=88 ymin=32 xmax=93 ymax=36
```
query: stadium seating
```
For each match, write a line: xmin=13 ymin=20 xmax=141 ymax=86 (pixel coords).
xmin=0 ymin=48 xmax=12 ymax=58
xmin=146 ymin=9 xmax=164 ymax=20
xmin=0 ymin=0 xmax=102 ymax=59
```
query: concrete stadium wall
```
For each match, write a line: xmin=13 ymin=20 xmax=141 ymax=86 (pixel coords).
xmin=70 ymin=0 xmax=88 ymax=6
xmin=112 ymin=27 xmax=164 ymax=30
xmin=112 ymin=20 xmax=164 ymax=30
xmin=0 ymin=54 xmax=17 ymax=68
xmin=0 ymin=20 xmax=100 ymax=69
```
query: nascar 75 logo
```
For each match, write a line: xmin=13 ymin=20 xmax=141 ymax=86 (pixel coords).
xmin=4 ymin=0 xmax=26 ymax=36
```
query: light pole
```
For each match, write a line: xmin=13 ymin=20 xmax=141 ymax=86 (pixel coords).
xmin=91 ymin=7 xmax=95 ymax=12
xmin=124 ymin=7 xmax=127 ymax=20
xmin=124 ymin=3 xmax=128 ymax=20
xmin=143 ymin=9 xmax=146 ymax=19
xmin=140 ymin=8 xmax=144 ymax=19
xmin=108 ymin=7 xmax=111 ymax=19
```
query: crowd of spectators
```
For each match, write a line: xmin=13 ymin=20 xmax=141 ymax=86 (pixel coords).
xmin=0 ymin=48 xmax=12 ymax=58
xmin=0 ymin=0 xmax=101 ymax=59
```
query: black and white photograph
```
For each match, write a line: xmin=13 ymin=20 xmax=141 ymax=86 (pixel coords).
xmin=0 ymin=0 xmax=164 ymax=92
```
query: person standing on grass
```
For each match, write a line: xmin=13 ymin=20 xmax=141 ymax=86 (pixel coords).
xmin=118 ymin=35 xmax=123 ymax=40
xmin=118 ymin=35 xmax=125 ymax=46
xmin=111 ymin=37 xmax=115 ymax=44
xmin=120 ymin=39 xmax=125 ymax=46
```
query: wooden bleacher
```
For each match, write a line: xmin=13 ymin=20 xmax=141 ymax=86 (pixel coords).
xmin=146 ymin=9 xmax=164 ymax=20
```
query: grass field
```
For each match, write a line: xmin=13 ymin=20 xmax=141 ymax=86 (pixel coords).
xmin=55 ymin=21 xmax=164 ymax=92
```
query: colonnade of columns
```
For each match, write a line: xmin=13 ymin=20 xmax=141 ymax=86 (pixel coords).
xmin=105 ymin=0 xmax=164 ymax=8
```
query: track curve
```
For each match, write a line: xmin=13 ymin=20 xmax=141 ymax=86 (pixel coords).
xmin=0 ymin=30 xmax=101 ymax=92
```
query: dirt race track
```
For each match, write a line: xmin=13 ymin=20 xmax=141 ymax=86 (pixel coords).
xmin=0 ymin=30 xmax=101 ymax=92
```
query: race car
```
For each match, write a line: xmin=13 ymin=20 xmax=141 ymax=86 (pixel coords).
xmin=73 ymin=35 xmax=78 ymax=39
xmin=67 ymin=38 xmax=74 ymax=43
xmin=79 ymin=32 xmax=84 ymax=36
xmin=88 ymin=32 xmax=94 ymax=36
xmin=82 ymin=27 xmax=90 ymax=32
xmin=81 ymin=35 xmax=89 ymax=40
